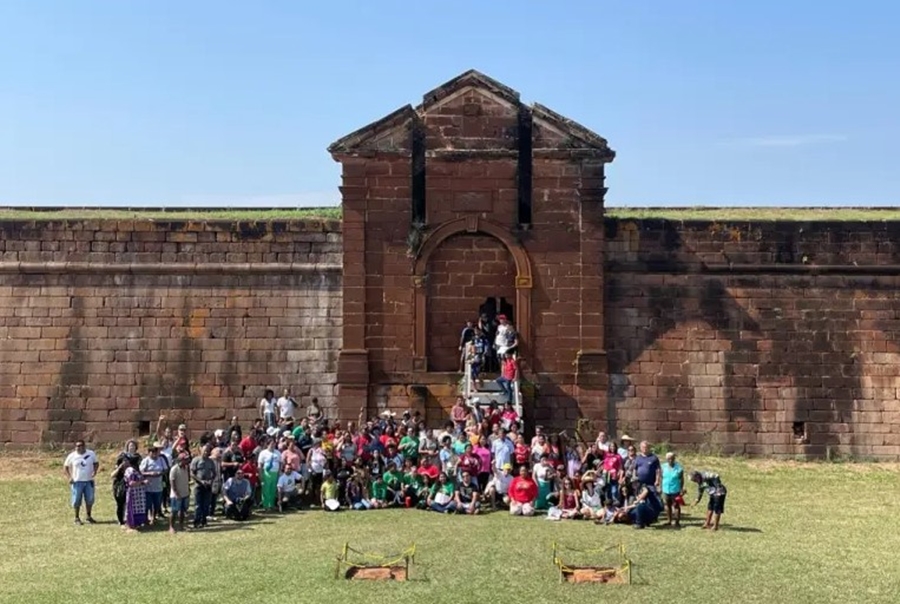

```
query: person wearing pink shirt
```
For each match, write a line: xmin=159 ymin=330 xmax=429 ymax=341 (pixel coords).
xmin=473 ymin=436 xmax=493 ymax=489
xmin=602 ymin=441 xmax=623 ymax=503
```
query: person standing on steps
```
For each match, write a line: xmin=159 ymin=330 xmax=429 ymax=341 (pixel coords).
xmin=458 ymin=320 xmax=476 ymax=372
xmin=64 ymin=439 xmax=99 ymax=525
xmin=259 ymin=389 xmax=277 ymax=429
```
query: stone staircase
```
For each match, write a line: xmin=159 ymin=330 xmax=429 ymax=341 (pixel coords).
xmin=461 ymin=359 xmax=524 ymax=427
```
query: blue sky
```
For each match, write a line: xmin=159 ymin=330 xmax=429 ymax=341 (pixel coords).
xmin=1 ymin=1 xmax=898 ymax=207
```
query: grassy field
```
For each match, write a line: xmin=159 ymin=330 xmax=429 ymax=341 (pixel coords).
xmin=1 ymin=453 xmax=898 ymax=604
xmin=3 ymin=206 xmax=900 ymax=222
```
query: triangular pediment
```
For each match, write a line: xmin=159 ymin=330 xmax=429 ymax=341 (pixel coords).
xmin=329 ymin=70 xmax=614 ymax=161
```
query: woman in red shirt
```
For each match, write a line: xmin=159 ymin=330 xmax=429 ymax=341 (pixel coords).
xmin=508 ymin=465 xmax=538 ymax=516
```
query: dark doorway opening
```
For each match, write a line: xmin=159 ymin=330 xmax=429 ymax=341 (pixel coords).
xmin=478 ymin=297 xmax=514 ymax=324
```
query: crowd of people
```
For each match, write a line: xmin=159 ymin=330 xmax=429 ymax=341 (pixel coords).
xmin=63 ymin=393 xmax=728 ymax=533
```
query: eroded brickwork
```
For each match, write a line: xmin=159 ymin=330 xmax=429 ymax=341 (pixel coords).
xmin=606 ymin=219 xmax=900 ymax=459
xmin=0 ymin=219 xmax=342 ymax=447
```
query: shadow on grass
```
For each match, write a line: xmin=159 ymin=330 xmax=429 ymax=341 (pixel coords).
xmin=719 ymin=524 xmax=762 ymax=533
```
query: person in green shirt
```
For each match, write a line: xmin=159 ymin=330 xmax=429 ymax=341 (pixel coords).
xmin=382 ymin=462 xmax=403 ymax=506
xmin=399 ymin=433 xmax=419 ymax=464
xmin=427 ymin=472 xmax=457 ymax=513
xmin=370 ymin=475 xmax=389 ymax=509
xmin=401 ymin=464 xmax=422 ymax=507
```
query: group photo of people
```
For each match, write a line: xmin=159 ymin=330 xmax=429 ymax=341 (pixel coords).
xmin=63 ymin=390 xmax=728 ymax=534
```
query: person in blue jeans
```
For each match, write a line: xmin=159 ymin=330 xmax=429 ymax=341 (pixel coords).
xmin=190 ymin=445 xmax=217 ymax=528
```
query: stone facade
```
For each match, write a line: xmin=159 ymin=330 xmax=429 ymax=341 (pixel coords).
xmin=606 ymin=219 xmax=900 ymax=458
xmin=329 ymin=70 xmax=613 ymax=428
xmin=0 ymin=219 xmax=342 ymax=446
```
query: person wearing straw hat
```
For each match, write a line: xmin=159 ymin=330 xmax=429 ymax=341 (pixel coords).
xmin=617 ymin=434 xmax=634 ymax=458
xmin=579 ymin=471 xmax=603 ymax=519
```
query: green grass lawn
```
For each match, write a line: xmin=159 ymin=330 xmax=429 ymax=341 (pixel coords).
xmin=1 ymin=454 xmax=898 ymax=604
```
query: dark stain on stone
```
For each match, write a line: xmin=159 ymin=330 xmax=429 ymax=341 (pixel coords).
xmin=236 ymin=222 xmax=268 ymax=240
xmin=45 ymin=295 xmax=87 ymax=445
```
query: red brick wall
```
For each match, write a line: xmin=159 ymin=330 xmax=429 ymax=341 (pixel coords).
xmin=605 ymin=219 xmax=900 ymax=460
xmin=426 ymin=233 xmax=517 ymax=371
xmin=0 ymin=219 xmax=342 ymax=447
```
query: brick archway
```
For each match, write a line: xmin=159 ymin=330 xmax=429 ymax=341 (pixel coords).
xmin=412 ymin=215 xmax=532 ymax=371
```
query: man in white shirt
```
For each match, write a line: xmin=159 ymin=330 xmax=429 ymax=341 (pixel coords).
xmin=277 ymin=463 xmax=303 ymax=512
xmin=63 ymin=440 xmax=99 ymax=525
xmin=484 ymin=463 xmax=513 ymax=509
xmin=276 ymin=388 xmax=296 ymax=422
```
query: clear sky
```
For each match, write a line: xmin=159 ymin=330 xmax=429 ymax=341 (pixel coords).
xmin=1 ymin=1 xmax=898 ymax=208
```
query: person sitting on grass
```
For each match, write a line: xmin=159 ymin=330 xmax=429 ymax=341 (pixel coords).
xmin=483 ymin=463 xmax=513 ymax=510
xmin=601 ymin=499 xmax=618 ymax=525
xmin=455 ymin=471 xmax=481 ymax=515
xmin=370 ymin=474 xmax=390 ymax=509
xmin=382 ymin=461 xmax=404 ymax=506
xmin=579 ymin=471 xmax=604 ymax=520
xmin=690 ymin=470 xmax=727 ymax=531
xmin=415 ymin=475 xmax=433 ymax=510
xmin=346 ymin=474 xmax=372 ymax=510
xmin=509 ymin=465 xmax=538 ymax=517
xmin=320 ymin=470 xmax=340 ymax=511
xmin=428 ymin=472 xmax=457 ymax=514
xmin=558 ymin=476 xmax=581 ymax=519
xmin=277 ymin=463 xmax=303 ymax=512
xmin=223 ymin=468 xmax=253 ymax=521
xmin=399 ymin=459 xmax=421 ymax=507
xmin=620 ymin=483 xmax=664 ymax=529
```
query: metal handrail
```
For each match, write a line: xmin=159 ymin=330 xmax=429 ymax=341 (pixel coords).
xmin=462 ymin=354 xmax=523 ymax=423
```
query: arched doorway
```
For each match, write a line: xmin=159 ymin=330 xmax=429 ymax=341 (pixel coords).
xmin=425 ymin=233 xmax=517 ymax=371
xmin=412 ymin=216 xmax=532 ymax=373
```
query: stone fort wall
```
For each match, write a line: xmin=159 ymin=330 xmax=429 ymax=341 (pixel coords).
xmin=3 ymin=216 xmax=900 ymax=459
xmin=0 ymin=218 xmax=342 ymax=447
xmin=605 ymin=218 xmax=900 ymax=459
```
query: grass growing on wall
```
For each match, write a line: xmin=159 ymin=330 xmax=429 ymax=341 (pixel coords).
xmin=0 ymin=207 xmax=343 ymax=221
xmin=604 ymin=207 xmax=900 ymax=221
xmin=3 ymin=206 xmax=900 ymax=222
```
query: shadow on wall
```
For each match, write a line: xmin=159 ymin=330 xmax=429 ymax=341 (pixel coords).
xmin=604 ymin=219 xmax=884 ymax=455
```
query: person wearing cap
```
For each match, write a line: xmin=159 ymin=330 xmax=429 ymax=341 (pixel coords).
xmin=223 ymin=468 xmax=253 ymax=521
xmin=139 ymin=443 xmax=167 ymax=524
xmin=168 ymin=453 xmax=191 ymax=533
xmin=63 ymin=439 xmax=99 ymax=526
xmin=661 ymin=452 xmax=685 ymax=528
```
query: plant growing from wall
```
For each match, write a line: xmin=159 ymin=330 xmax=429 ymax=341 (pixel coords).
xmin=406 ymin=220 xmax=427 ymax=258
